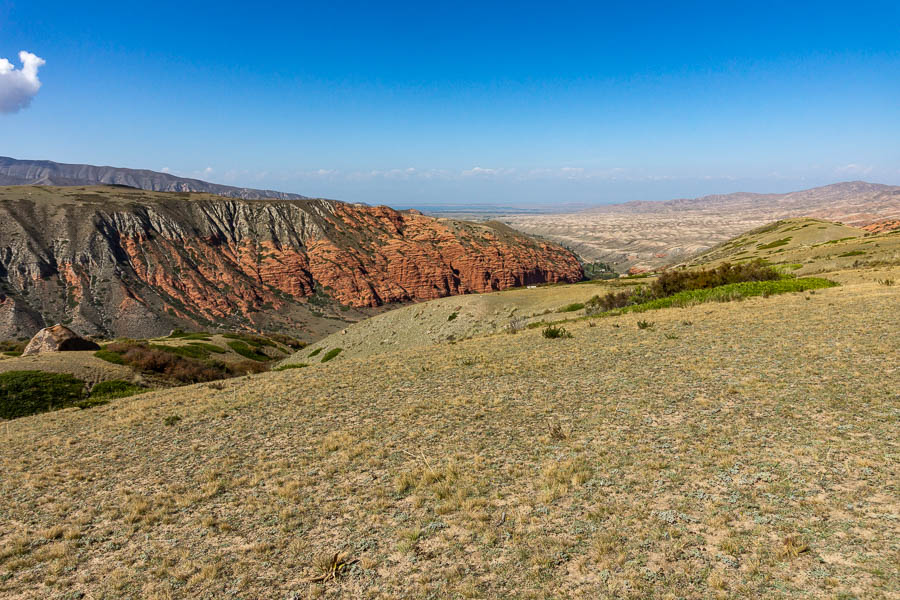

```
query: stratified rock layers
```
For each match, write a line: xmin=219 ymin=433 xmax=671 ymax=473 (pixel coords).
xmin=0 ymin=186 xmax=582 ymax=338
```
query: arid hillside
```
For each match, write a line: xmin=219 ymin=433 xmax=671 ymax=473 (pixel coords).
xmin=503 ymin=181 xmax=900 ymax=273
xmin=678 ymin=217 xmax=900 ymax=274
xmin=1 ymin=256 xmax=897 ymax=598
xmin=285 ymin=219 xmax=900 ymax=366
xmin=0 ymin=186 xmax=582 ymax=339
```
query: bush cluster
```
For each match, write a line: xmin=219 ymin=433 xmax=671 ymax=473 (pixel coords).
xmin=267 ymin=333 xmax=306 ymax=350
xmin=226 ymin=340 xmax=269 ymax=362
xmin=320 ymin=348 xmax=343 ymax=362
xmin=586 ymin=261 xmax=781 ymax=315
xmin=542 ymin=325 xmax=573 ymax=339
xmin=99 ymin=342 xmax=226 ymax=383
xmin=0 ymin=340 xmax=27 ymax=357
xmin=0 ymin=370 xmax=86 ymax=419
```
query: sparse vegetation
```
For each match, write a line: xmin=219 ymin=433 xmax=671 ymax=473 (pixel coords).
xmin=0 ymin=340 xmax=27 ymax=356
xmin=94 ymin=341 xmax=254 ymax=383
xmin=757 ymin=237 xmax=792 ymax=249
xmin=308 ymin=348 xmax=322 ymax=357
xmin=447 ymin=312 xmax=458 ymax=321
xmin=88 ymin=379 xmax=147 ymax=400
xmin=267 ymin=333 xmax=306 ymax=349
xmin=222 ymin=332 xmax=276 ymax=347
xmin=167 ymin=330 xmax=212 ymax=340
xmin=272 ymin=363 xmax=309 ymax=371
xmin=542 ymin=325 xmax=572 ymax=339
xmin=586 ymin=260 xmax=783 ymax=314
xmin=582 ymin=261 xmax=619 ymax=280
xmin=506 ymin=316 xmax=527 ymax=334
xmin=94 ymin=348 xmax=127 ymax=364
xmin=0 ymin=215 xmax=897 ymax=598
xmin=320 ymin=348 xmax=343 ymax=362
xmin=187 ymin=342 xmax=228 ymax=354
xmin=558 ymin=302 xmax=584 ymax=312
xmin=0 ymin=370 xmax=86 ymax=419
xmin=226 ymin=340 xmax=269 ymax=362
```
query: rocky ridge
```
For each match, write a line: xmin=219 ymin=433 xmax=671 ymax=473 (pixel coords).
xmin=0 ymin=157 xmax=308 ymax=200
xmin=0 ymin=186 xmax=582 ymax=339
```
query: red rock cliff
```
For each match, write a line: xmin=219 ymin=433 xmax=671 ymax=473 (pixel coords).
xmin=0 ymin=186 xmax=582 ymax=338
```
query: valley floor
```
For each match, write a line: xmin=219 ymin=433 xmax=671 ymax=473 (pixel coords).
xmin=0 ymin=271 xmax=898 ymax=599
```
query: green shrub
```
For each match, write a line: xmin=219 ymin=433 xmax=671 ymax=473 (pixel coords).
xmin=308 ymin=348 xmax=322 ymax=357
xmin=167 ymin=330 xmax=211 ymax=340
xmin=620 ymin=278 xmax=837 ymax=314
xmin=757 ymin=237 xmax=792 ymax=250
xmin=447 ymin=312 xmax=458 ymax=321
xmin=222 ymin=333 xmax=275 ymax=347
xmin=95 ymin=348 xmax=126 ymax=364
xmin=838 ymin=250 xmax=865 ymax=257
xmin=542 ymin=325 xmax=572 ymax=339
xmin=637 ymin=320 xmax=654 ymax=329
xmin=0 ymin=340 xmax=27 ymax=354
xmin=321 ymin=348 xmax=343 ymax=362
xmin=0 ymin=370 xmax=86 ymax=419
xmin=74 ymin=397 xmax=110 ymax=409
xmin=164 ymin=415 xmax=181 ymax=426
xmin=187 ymin=342 xmax=228 ymax=354
xmin=89 ymin=380 xmax=146 ymax=400
xmin=559 ymin=302 xmax=585 ymax=313
xmin=585 ymin=260 xmax=782 ymax=315
xmin=226 ymin=341 xmax=270 ymax=362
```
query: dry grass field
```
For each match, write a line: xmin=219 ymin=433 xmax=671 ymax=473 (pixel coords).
xmin=0 ymin=352 xmax=135 ymax=386
xmin=1 ymin=258 xmax=898 ymax=598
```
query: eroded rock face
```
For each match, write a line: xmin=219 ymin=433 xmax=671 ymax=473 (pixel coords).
xmin=0 ymin=186 xmax=583 ymax=338
xmin=861 ymin=219 xmax=900 ymax=234
xmin=22 ymin=325 xmax=100 ymax=356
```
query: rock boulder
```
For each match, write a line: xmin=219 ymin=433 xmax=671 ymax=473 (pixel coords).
xmin=22 ymin=324 xmax=101 ymax=356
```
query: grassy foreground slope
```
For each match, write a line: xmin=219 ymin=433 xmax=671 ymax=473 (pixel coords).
xmin=280 ymin=278 xmax=653 ymax=366
xmin=0 ymin=270 xmax=897 ymax=599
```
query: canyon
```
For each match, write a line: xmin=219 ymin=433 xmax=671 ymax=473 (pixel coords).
xmin=0 ymin=186 xmax=582 ymax=339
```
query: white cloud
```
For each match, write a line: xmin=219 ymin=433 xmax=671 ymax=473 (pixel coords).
xmin=462 ymin=166 xmax=496 ymax=176
xmin=160 ymin=167 xmax=171 ymax=173
xmin=0 ymin=51 xmax=45 ymax=114
xmin=461 ymin=166 xmax=517 ymax=177
xmin=835 ymin=163 xmax=873 ymax=176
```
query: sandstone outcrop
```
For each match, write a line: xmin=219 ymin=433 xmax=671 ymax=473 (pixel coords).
xmin=0 ymin=186 xmax=582 ymax=338
xmin=22 ymin=324 xmax=100 ymax=356
xmin=861 ymin=219 xmax=900 ymax=234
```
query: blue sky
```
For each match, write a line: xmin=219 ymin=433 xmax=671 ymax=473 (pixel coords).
xmin=1 ymin=1 xmax=898 ymax=207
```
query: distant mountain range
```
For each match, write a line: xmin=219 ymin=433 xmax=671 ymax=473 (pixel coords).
xmin=0 ymin=156 xmax=309 ymax=201
xmin=503 ymin=181 xmax=900 ymax=271
xmin=584 ymin=181 xmax=900 ymax=220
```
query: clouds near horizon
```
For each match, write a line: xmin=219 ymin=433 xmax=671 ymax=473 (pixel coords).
xmin=0 ymin=51 xmax=45 ymax=114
